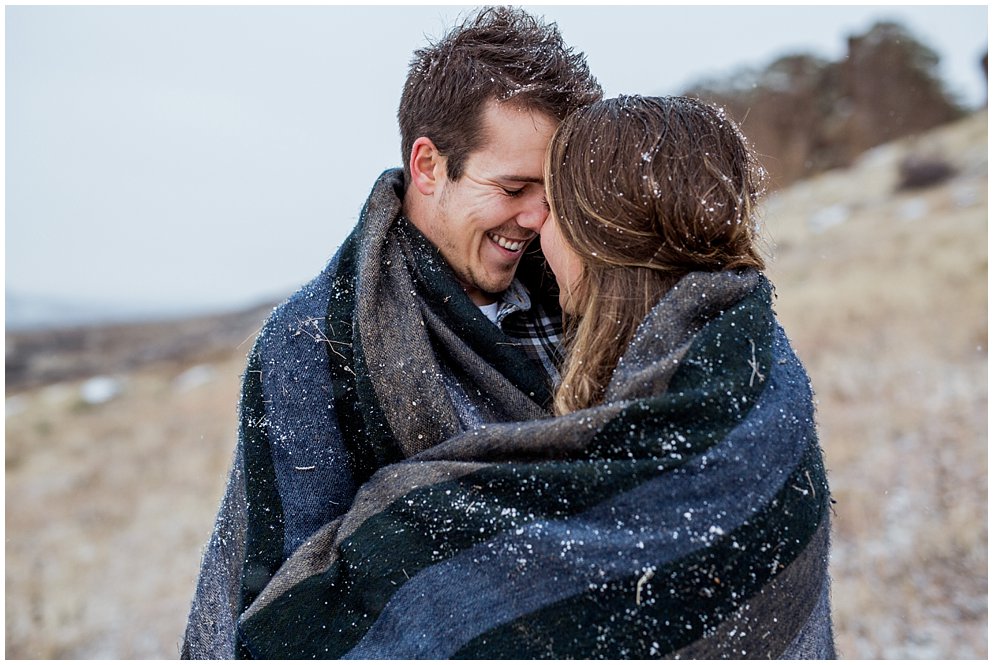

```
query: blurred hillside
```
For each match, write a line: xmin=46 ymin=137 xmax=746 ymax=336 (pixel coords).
xmin=5 ymin=108 xmax=987 ymax=658
xmin=684 ymin=21 xmax=985 ymax=190
xmin=6 ymin=302 xmax=277 ymax=393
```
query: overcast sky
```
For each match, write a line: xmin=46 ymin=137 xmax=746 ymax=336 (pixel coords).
xmin=6 ymin=4 xmax=989 ymax=317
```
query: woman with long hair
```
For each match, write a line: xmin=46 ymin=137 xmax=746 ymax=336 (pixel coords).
xmin=235 ymin=96 xmax=836 ymax=659
xmin=543 ymin=95 xmax=767 ymax=415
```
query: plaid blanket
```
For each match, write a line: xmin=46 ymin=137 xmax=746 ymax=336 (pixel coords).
xmin=237 ymin=269 xmax=836 ymax=659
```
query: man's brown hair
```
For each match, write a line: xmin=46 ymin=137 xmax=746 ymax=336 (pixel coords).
xmin=545 ymin=95 xmax=767 ymax=414
xmin=399 ymin=6 xmax=602 ymax=184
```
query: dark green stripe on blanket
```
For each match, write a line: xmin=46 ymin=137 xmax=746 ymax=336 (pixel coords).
xmin=592 ymin=277 xmax=774 ymax=460
xmin=240 ymin=456 xmax=668 ymax=658
xmin=455 ymin=442 xmax=830 ymax=659
xmin=238 ymin=349 xmax=286 ymax=657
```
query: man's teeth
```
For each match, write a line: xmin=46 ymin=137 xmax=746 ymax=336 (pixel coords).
xmin=489 ymin=233 xmax=528 ymax=252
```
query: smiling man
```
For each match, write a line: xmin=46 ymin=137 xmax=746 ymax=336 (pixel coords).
xmin=181 ymin=6 xmax=601 ymax=659
xmin=404 ymin=100 xmax=558 ymax=306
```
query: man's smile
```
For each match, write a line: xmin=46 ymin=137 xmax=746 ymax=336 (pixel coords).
xmin=486 ymin=231 xmax=533 ymax=253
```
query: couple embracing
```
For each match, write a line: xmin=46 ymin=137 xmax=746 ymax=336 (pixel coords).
xmin=183 ymin=6 xmax=835 ymax=660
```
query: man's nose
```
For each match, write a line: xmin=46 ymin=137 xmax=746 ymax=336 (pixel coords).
xmin=516 ymin=196 xmax=550 ymax=233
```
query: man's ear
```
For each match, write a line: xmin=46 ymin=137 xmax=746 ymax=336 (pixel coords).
xmin=409 ymin=137 xmax=445 ymax=196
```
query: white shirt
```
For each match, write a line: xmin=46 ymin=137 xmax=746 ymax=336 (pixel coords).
xmin=477 ymin=301 xmax=500 ymax=325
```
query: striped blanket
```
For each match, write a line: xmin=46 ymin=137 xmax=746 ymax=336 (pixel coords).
xmin=237 ymin=269 xmax=836 ymax=658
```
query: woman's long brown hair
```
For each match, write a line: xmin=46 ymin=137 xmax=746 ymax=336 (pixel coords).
xmin=544 ymin=95 xmax=767 ymax=415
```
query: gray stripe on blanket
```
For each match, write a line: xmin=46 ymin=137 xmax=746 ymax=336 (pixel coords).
xmin=345 ymin=328 xmax=816 ymax=659
xmin=672 ymin=521 xmax=833 ymax=659
xmin=780 ymin=566 xmax=837 ymax=659
xmin=412 ymin=401 xmax=626 ymax=462
xmin=357 ymin=229 xmax=464 ymax=458
xmin=420 ymin=299 xmax=550 ymax=426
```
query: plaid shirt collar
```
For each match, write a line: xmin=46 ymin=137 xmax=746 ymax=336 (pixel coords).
xmin=493 ymin=277 xmax=533 ymax=325
xmin=492 ymin=277 xmax=563 ymax=386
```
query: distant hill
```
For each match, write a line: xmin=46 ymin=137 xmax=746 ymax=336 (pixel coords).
xmin=4 ymin=292 xmax=277 ymax=332
xmin=5 ymin=299 xmax=278 ymax=391
xmin=7 ymin=293 xmax=207 ymax=332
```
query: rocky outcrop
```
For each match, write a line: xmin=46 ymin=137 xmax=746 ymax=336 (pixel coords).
xmin=684 ymin=21 xmax=970 ymax=189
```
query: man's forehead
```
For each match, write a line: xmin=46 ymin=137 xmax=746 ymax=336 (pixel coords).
xmin=472 ymin=101 xmax=557 ymax=182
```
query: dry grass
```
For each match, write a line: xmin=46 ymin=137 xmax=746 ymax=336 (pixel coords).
xmin=5 ymin=356 xmax=245 ymax=658
xmin=763 ymin=110 xmax=987 ymax=658
xmin=4 ymin=110 xmax=987 ymax=658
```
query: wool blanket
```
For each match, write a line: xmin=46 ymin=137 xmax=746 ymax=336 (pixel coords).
xmin=182 ymin=169 xmax=562 ymax=659
xmin=237 ymin=269 xmax=836 ymax=659
xmin=322 ymin=169 xmax=556 ymax=484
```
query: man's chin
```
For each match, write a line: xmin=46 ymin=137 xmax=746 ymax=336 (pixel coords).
xmin=478 ymin=274 xmax=516 ymax=298
xmin=454 ymin=269 xmax=515 ymax=305
xmin=469 ymin=264 xmax=518 ymax=294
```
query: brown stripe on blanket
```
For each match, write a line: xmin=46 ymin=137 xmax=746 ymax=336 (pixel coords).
xmin=353 ymin=211 xmax=463 ymax=459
